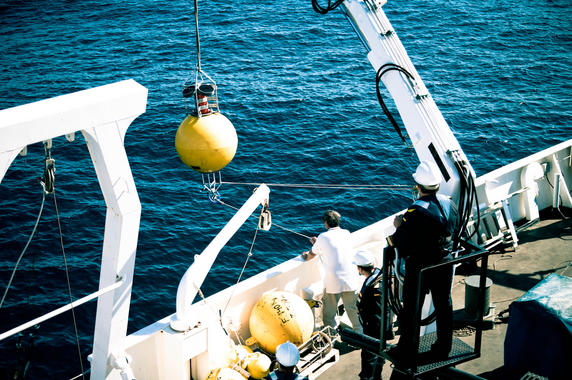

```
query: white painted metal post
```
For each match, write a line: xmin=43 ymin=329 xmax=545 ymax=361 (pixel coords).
xmin=83 ymin=122 xmax=142 ymax=379
xmin=171 ymin=184 xmax=270 ymax=332
xmin=553 ymin=173 xmax=561 ymax=209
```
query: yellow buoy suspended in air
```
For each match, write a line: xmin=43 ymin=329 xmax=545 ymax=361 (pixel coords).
xmin=249 ymin=291 xmax=314 ymax=354
xmin=175 ymin=112 xmax=238 ymax=173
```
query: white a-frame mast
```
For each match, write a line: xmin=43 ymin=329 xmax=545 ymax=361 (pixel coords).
xmin=0 ymin=79 xmax=148 ymax=379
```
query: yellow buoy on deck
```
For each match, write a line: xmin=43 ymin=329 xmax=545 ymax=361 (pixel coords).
xmin=175 ymin=113 xmax=238 ymax=173
xmin=245 ymin=352 xmax=272 ymax=379
xmin=205 ymin=367 xmax=247 ymax=380
xmin=249 ymin=291 xmax=314 ymax=354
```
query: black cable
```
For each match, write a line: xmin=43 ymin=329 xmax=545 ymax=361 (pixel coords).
xmin=311 ymin=0 xmax=344 ymax=14
xmin=452 ymin=160 xmax=469 ymax=247
xmin=450 ymin=158 xmax=480 ymax=249
xmin=386 ymin=260 xmax=437 ymax=326
xmin=376 ymin=63 xmax=415 ymax=145
xmin=467 ymin=173 xmax=480 ymax=239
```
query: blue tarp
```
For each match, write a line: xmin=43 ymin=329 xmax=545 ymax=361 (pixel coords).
xmin=504 ymin=273 xmax=572 ymax=379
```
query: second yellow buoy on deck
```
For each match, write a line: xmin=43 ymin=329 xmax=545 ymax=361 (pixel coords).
xmin=249 ymin=291 xmax=314 ymax=354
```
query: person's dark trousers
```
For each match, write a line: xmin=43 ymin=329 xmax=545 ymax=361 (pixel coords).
xmin=392 ymin=260 xmax=422 ymax=367
xmin=360 ymin=323 xmax=384 ymax=380
xmin=390 ymin=260 xmax=454 ymax=378
xmin=425 ymin=265 xmax=453 ymax=354
xmin=389 ymin=261 xmax=423 ymax=380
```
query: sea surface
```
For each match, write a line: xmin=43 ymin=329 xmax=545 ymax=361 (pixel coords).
xmin=0 ymin=0 xmax=570 ymax=378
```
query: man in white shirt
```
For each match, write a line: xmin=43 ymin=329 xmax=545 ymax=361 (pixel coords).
xmin=302 ymin=210 xmax=362 ymax=333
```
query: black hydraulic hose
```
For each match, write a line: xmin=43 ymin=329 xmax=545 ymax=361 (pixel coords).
xmin=451 ymin=158 xmax=480 ymax=248
xmin=387 ymin=269 xmax=402 ymax=315
xmin=454 ymin=162 xmax=469 ymax=249
xmin=467 ymin=173 xmax=480 ymax=239
xmin=461 ymin=168 xmax=475 ymax=237
xmin=376 ymin=64 xmax=415 ymax=144
xmin=386 ymin=260 xmax=437 ymax=326
xmin=311 ymin=0 xmax=344 ymax=14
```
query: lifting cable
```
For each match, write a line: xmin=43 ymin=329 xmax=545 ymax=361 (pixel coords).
xmin=221 ymin=215 xmax=261 ymax=317
xmin=220 ymin=181 xmax=411 ymax=192
xmin=42 ymin=140 xmax=84 ymax=377
xmin=1 ymin=140 xmax=55 ymax=309
xmin=216 ymin=197 xmax=312 ymax=240
xmin=52 ymin=189 xmax=86 ymax=379
xmin=1 ymin=143 xmax=86 ymax=378
xmin=43 ymin=143 xmax=86 ymax=379
xmin=193 ymin=0 xmax=201 ymax=71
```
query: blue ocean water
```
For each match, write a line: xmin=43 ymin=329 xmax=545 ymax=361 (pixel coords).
xmin=0 ymin=0 xmax=570 ymax=377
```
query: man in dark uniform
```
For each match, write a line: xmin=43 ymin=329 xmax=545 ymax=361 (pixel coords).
xmin=354 ymin=250 xmax=385 ymax=380
xmin=389 ymin=161 xmax=459 ymax=375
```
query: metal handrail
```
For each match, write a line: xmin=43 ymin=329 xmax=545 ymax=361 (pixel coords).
xmin=0 ymin=278 xmax=123 ymax=341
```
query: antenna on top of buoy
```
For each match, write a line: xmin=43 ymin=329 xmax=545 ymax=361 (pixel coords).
xmin=175 ymin=0 xmax=238 ymax=201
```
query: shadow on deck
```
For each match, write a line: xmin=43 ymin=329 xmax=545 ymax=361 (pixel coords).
xmin=316 ymin=213 xmax=572 ymax=380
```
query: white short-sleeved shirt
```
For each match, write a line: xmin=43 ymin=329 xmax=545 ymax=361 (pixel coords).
xmin=311 ymin=227 xmax=359 ymax=293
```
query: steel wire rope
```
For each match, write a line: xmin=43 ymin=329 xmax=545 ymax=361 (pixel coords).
xmin=220 ymin=181 xmax=411 ymax=191
xmin=221 ymin=218 xmax=260 ymax=318
xmin=193 ymin=0 xmax=201 ymax=71
xmin=52 ymin=189 xmax=86 ymax=379
xmin=216 ymin=197 xmax=312 ymax=240
xmin=0 ymin=188 xmax=46 ymax=310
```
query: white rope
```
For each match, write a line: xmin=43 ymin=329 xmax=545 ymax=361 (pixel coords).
xmin=0 ymin=188 xmax=45 ymax=310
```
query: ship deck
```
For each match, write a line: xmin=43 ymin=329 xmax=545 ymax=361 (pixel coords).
xmin=316 ymin=211 xmax=572 ymax=380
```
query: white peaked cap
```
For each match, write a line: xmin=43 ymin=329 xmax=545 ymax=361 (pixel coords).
xmin=412 ymin=160 xmax=442 ymax=188
xmin=353 ymin=250 xmax=375 ymax=266
xmin=275 ymin=341 xmax=300 ymax=367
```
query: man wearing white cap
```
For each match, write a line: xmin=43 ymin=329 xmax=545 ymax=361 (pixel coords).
xmin=265 ymin=341 xmax=308 ymax=380
xmin=388 ymin=161 xmax=459 ymax=373
xmin=354 ymin=250 xmax=385 ymax=380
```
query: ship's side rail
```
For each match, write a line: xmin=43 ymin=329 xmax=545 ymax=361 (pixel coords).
xmin=473 ymin=139 xmax=572 ymax=249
